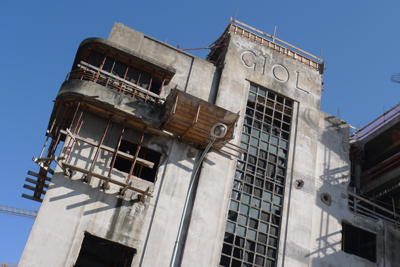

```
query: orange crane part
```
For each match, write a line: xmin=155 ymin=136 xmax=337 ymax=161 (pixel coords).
xmin=0 ymin=205 xmax=37 ymax=219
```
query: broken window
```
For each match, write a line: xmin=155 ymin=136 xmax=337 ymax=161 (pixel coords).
xmin=113 ymin=139 xmax=161 ymax=183
xmin=74 ymin=232 xmax=136 ymax=267
xmin=86 ymin=50 xmax=163 ymax=95
xmin=220 ymin=84 xmax=293 ymax=266
xmin=342 ymin=222 xmax=376 ymax=262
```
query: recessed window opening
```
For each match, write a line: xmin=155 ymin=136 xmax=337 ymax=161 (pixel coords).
xmin=87 ymin=50 xmax=163 ymax=95
xmin=113 ymin=139 xmax=161 ymax=183
xmin=342 ymin=222 xmax=376 ymax=262
xmin=74 ymin=232 xmax=136 ymax=267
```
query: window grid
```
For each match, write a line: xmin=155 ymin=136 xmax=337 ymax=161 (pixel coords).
xmin=220 ymin=84 xmax=293 ymax=267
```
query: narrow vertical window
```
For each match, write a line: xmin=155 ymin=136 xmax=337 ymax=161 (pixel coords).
xmin=220 ymin=84 xmax=293 ymax=266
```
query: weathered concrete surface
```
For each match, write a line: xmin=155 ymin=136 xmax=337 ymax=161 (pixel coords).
xmin=108 ymin=22 xmax=219 ymax=103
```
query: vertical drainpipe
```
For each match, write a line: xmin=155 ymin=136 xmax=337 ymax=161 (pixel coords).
xmin=354 ymin=164 xmax=361 ymax=191
xmin=170 ymin=123 xmax=227 ymax=267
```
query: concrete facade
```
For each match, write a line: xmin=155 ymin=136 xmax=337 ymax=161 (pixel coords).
xmin=19 ymin=20 xmax=400 ymax=266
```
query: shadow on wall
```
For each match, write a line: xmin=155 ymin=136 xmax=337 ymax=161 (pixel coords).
xmin=288 ymin=112 xmax=364 ymax=265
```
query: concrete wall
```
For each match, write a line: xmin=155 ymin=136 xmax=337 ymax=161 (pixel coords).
xmin=108 ymin=22 xmax=219 ymax=103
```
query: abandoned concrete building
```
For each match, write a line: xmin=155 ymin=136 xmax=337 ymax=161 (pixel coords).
xmin=18 ymin=19 xmax=400 ymax=266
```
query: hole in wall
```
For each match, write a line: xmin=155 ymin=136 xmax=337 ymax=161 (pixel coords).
xmin=320 ymin=193 xmax=332 ymax=206
xmin=294 ymin=179 xmax=304 ymax=189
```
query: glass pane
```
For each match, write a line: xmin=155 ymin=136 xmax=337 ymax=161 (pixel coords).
xmin=273 ymin=195 xmax=282 ymax=205
xmin=260 ymin=141 xmax=268 ymax=151
xmin=237 ymin=225 xmax=246 ymax=236
xmin=248 ymin=92 xmax=256 ymax=101
xmin=280 ymin=140 xmax=288 ymax=149
xmin=278 ymin=148 xmax=287 ymax=158
xmin=262 ymin=201 xmax=271 ymax=212
xmin=259 ymin=221 xmax=268 ymax=233
xmin=240 ymin=204 xmax=249 ymax=215
xmin=238 ymin=214 xmax=248 ymax=226
xmin=259 ymin=87 xmax=267 ymax=96
xmin=270 ymin=145 xmax=278 ymax=155
xmin=241 ymin=134 xmax=250 ymax=143
xmin=242 ymin=194 xmax=251 ymax=204
xmin=250 ymin=85 xmax=257 ymax=92
xmin=249 ymin=146 xmax=258 ymax=156
xmin=263 ymin=191 xmax=272 ymax=201
xmin=247 ymin=229 xmax=257 ymax=240
xmin=240 ymin=142 xmax=248 ymax=150
xmin=226 ymin=221 xmax=235 ymax=233
xmin=230 ymin=200 xmax=239 ymax=211
xmin=261 ymin=132 xmax=270 ymax=142
xmin=252 ymin=198 xmax=261 ymax=208
xmin=252 ymin=129 xmax=260 ymax=138
xmin=250 ymin=208 xmax=260 ymax=219
xmin=251 ymin=137 xmax=259 ymax=146
xmin=271 ymin=136 xmax=279 ymax=146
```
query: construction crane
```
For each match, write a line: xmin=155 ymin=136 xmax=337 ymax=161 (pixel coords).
xmin=0 ymin=205 xmax=37 ymax=219
xmin=0 ymin=206 xmax=35 ymax=266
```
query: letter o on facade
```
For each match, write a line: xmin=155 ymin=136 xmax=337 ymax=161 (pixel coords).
xmin=241 ymin=51 xmax=257 ymax=69
xmin=272 ymin=64 xmax=289 ymax=83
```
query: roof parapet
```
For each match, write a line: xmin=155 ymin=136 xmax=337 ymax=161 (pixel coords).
xmin=228 ymin=19 xmax=324 ymax=73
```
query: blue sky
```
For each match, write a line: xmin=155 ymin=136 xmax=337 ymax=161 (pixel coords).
xmin=1 ymin=0 xmax=400 ymax=264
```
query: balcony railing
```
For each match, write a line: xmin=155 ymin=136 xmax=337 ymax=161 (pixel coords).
xmin=65 ymin=61 xmax=165 ymax=105
xmin=348 ymin=189 xmax=400 ymax=229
